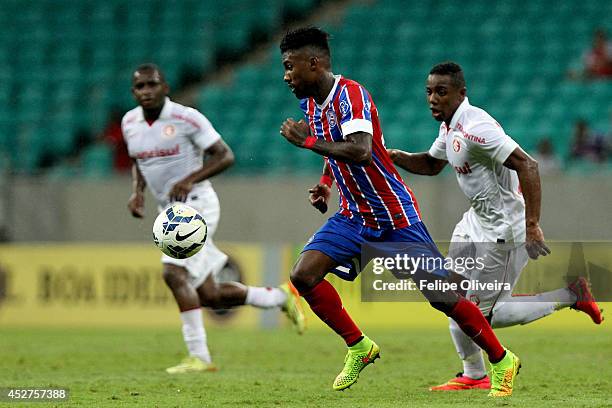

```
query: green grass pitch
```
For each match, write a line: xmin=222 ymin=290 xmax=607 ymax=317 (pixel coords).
xmin=0 ymin=324 xmax=609 ymax=407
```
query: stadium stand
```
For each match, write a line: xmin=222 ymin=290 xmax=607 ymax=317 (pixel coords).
xmin=199 ymin=0 xmax=611 ymax=174
xmin=1 ymin=0 xmax=315 ymax=175
xmin=1 ymin=0 xmax=610 ymax=175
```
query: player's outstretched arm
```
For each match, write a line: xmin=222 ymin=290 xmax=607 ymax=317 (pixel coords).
xmin=504 ymin=147 xmax=551 ymax=259
xmin=280 ymin=118 xmax=372 ymax=165
xmin=128 ymin=161 xmax=146 ymax=218
xmin=387 ymin=149 xmax=447 ymax=176
xmin=168 ymin=140 xmax=234 ymax=202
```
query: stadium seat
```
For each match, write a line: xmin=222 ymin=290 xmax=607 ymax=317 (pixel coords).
xmin=3 ymin=0 xmax=611 ymax=175
xmin=4 ymin=0 xmax=311 ymax=174
xmin=81 ymin=144 xmax=114 ymax=178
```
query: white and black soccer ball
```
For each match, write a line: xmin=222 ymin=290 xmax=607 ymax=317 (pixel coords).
xmin=152 ymin=203 xmax=207 ymax=259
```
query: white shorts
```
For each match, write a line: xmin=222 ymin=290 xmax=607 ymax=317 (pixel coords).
xmin=448 ymin=214 xmax=528 ymax=317
xmin=160 ymin=186 xmax=228 ymax=288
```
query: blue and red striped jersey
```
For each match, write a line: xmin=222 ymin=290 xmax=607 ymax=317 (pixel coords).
xmin=299 ymin=75 xmax=421 ymax=230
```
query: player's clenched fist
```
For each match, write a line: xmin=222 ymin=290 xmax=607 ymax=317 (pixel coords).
xmin=309 ymin=183 xmax=331 ymax=214
xmin=386 ymin=148 xmax=401 ymax=162
xmin=280 ymin=118 xmax=310 ymax=147
xmin=127 ymin=192 xmax=145 ymax=218
xmin=169 ymin=179 xmax=194 ymax=203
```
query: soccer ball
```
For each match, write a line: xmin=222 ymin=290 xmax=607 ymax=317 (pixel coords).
xmin=152 ymin=203 xmax=207 ymax=259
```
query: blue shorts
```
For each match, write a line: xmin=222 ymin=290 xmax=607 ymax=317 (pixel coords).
xmin=302 ymin=213 xmax=448 ymax=281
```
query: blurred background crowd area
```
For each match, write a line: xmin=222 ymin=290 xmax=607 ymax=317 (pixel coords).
xmin=0 ymin=0 xmax=611 ymax=179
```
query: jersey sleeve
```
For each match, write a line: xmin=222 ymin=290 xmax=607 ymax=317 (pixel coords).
xmin=186 ymin=108 xmax=222 ymax=150
xmin=120 ymin=114 xmax=135 ymax=158
xmin=338 ymin=84 xmax=373 ymax=136
xmin=470 ymin=121 xmax=519 ymax=165
xmin=120 ymin=115 xmax=128 ymax=142
xmin=428 ymin=130 xmax=447 ymax=160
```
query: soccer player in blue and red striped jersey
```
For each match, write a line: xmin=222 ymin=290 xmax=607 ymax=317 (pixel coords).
xmin=297 ymin=68 xmax=421 ymax=229
xmin=279 ymin=27 xmax=521 ymax=397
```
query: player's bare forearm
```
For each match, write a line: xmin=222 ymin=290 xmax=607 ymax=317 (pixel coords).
xmin=309 ymin=132 xmax=372 ymax=165
xmin=504 ymin=148 xmax=541 ymax=226
xmin=504 ymin=147 xmax=550 ymax=258
xmin=168 ymin=140 xmax=234 ymax=202
xmin=389 ymin=150 xmax=447 ymax=175
xmin=280 ymin=118 xmax=372 ymax=165
xmin=128 ymin=162 xmax=146 ymax=218
xmin=321 ymin=161 xmax=334 ymax=179
xmin=131 ymin=162 xmax=146 ymax=194
xmin=518 ymin=164 xmax=541 ymax=228
xmin=186 ymin=140 xmax=235 ymax=184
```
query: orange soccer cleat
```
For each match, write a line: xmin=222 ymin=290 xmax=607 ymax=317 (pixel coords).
xmin=429 ymin=372 xmax=490 ymax=391
xmin=569 ymin=277 xmax=603 ymax=324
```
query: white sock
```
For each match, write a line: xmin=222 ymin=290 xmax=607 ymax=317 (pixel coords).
xmin=463 ymin=351 xmax=487 ymax=379
xmin=245 ymin=286 xmax=287 ymax=309
xmin=491 ymin=288 xmax=577 ymax=328
xmin=180 ymin=308 xmax=211 ymax=363
xmin=449 ymin=318 xmax=486 ymax=379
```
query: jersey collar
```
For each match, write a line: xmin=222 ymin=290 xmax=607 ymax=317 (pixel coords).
xmin=448 ymin=97 xmax=470 ymax=130
xmin=136 ymin=97 xmax=173 ymax=122
xmin=316 ymin=74 xmax=341 ymax=108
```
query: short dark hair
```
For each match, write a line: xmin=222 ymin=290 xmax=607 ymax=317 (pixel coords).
xmin=134 ymin=63 xmax=165 ymax=81
xmin=280 ymin=27 xmax=330 ymax=56
xmin=429 ymin=61 xmax=465 ymax=88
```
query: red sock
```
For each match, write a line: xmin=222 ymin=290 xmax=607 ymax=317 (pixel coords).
xmin=449 ymin=298 xmax=505 ymax=362
xmin=301 ymin=279 xmax=362 ymax=345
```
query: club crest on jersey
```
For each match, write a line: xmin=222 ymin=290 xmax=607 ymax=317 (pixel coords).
xmin=453 ymin=138 xmax=461 ymax=152
xmin=339 ymin=100 xmax=350 ymax=116
xmin=162 ymin=125 xmax=176 ymax=139
xmin=326 ymin=110 xmax=337 ymax=127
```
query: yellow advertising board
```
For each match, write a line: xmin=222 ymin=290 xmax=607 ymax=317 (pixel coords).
xmin=0 ymin=242 xmax=608 ymax=331
xmin=287 ymin=242 xmax=612 ymax=331
xmin=0 ymin=243 xmax=264 ymax=327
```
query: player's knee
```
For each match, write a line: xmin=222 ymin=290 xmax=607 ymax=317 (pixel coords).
xmin=290 ymin=267 xmax=318 ymax=294
xmin=489 ymin=303 xmax=519 ymax=328
xmin=290 ymin=252 xmax=331 ymax=294
xmin=162 ymin=266 xmax=189 ymax=290
xmin=199 ymin=287 xmax=222 ymax=308
xmin=429 ymin=301 xmax=446 ymax=313
xmin=422 ymin=285 xmax=461 ymax=315
xmin=430 ymin=301 xmax=455 ymax=315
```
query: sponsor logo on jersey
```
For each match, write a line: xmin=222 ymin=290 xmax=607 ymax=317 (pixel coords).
xmin=456 ymin=123 xmax=485 ymax=144
xmin=135 ymin=144 xmax=180 ymax=159
xmin=454 ymin=161 xmax=472 ymax=175
xmin=162 ymin=125 xmax=176 ymax=139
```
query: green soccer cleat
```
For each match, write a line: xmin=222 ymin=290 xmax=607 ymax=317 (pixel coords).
xmin=165 ymin=356 xmax=218 ymax=374
xmin=280 ymin=282 xmax=306 ymax=334
xmin=333 ymin=336 xmax=380 ymax=391
xmin=488 ymin=349 xmax=521 ymax=397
